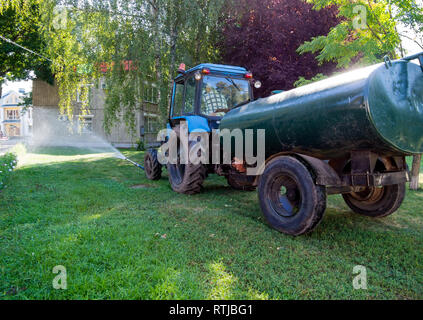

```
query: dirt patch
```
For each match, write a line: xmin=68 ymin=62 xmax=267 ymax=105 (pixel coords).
xmin=130 ymin=184 xmax=153 ymax=189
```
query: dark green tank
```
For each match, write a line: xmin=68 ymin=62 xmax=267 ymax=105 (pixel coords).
xmin=220 ymin=59 xmax=423 ymax=159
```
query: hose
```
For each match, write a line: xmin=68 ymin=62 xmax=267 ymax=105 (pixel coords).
xmin=124 ymin=157 xmax=145 ymax=171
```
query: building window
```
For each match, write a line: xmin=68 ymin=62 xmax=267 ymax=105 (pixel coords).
xmin=144 ymin=83 xmax=158 ymax=104
xmin=78 ymin=115 xmax=94 ymax=133
xmin=144 ymin=114 xmax=159 ymax=133
xmin=58 ymin=114 xmax=69 ymax=122
xmin=6 ymin=110 xmax=20 ymax=120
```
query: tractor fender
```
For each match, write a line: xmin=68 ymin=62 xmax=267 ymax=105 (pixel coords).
xmin=171 ymin=116 xmax=210 ymax=133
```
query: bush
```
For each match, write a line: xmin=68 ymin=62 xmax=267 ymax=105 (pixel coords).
xmin=0 ymin=152 xmax=18 ymax=190
xmin=136 ymin=139 xmax=145 ymax=151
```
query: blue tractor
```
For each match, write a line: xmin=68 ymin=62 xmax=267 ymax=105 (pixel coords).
xmin=143 ymin=63 xmax=261 ymax=193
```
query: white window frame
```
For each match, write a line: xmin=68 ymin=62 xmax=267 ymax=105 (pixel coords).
xmin=143 ymin=83 xmax=158 ymax=104
xmin=144 ymin=113 xmax=159 ymax=133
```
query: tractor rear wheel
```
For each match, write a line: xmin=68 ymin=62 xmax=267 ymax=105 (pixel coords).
xmin=144 ymin=148 xmax=162 ymax=180
xmin=258 ymin=156 xmax=326 ymax=236
xmin=342 ymin=184 xmax=405 ymax=217
xmin=167 ymin=142 xmax=206 ymax=195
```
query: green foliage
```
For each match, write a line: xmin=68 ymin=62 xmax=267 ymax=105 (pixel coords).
xmin=22 ymin=0 xmax=225 ymax=135
xmin=0 ymin=0 xmax=52 ymax=91
xmin=392 ymin=0 xmax=423 ymax=50
xmin=293 ymin=70 xmax=350 ymax=87
xmin=136 ymin=139 xmax=145 ymax=151
xmin=37 ymin=0 xmax=101 ymax=119
xmin=297 ymin=0 xmax=415 ymax=68
xmin=294 ymin=73 xmax=328 ymax=87
xmin=18 ymin=91 xmax=33 ymax=112
xmin=99 ymin=0 xmax=225 ymax=133
xmin=0 ymin=152 xmax=17 ymax=190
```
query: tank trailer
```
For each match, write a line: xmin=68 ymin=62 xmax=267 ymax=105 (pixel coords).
xmin=143 ymin=54 xmax=423 ymax=235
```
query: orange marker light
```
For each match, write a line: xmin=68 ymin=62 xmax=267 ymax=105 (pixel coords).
xmin=178 ymin=63 xmax=186 ymax=73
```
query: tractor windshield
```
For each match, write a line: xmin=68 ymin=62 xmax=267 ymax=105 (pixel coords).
xmin=200 ymin=75 xmax=250 ymax=117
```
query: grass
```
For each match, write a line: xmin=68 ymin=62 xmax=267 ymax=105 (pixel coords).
xmin=0 ymin=146 xmax=422 ymax=299
xmin=0 ymin=152 xmax=17 ymax=191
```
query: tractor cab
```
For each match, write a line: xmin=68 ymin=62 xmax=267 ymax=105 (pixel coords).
xmin=168 ymin=63 xmax=260 ymax=131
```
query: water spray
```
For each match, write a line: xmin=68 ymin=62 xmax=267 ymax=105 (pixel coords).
xmin=110 ymin=149 xmax=145 ymax=171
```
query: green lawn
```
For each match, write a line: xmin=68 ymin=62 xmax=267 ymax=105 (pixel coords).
xmin=1 ymin=147 xmax=422 ymax=299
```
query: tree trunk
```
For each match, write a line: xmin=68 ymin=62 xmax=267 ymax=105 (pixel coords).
xmin=151 ymin=0 xmax=163 ymax=119
xmin=167 ymin=24 xmax=178 ymax=109
xmin=410 ymin=154 xmax=422 ymax=190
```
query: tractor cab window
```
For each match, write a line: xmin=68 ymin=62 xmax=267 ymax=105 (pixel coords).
xmin=184 ymin=77 xmax=196 ymax=114
xmin=172 ymin=82 xmax=184 ymax=117
xmin=171 ymin=77 xmax=196 ymax=118
xmin=200 ymin=75 xmax=250 ymax=117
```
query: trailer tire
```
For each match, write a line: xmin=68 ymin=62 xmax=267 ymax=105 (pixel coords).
xmin=258 ymin=156 xmax=326 ymax=236
xmin=226 ymin=175 xmax=256 ymax=191
xmin=144 ymin=149 xmax=162 ymax=180
xmin=342 ymin=183 xmax=405 ymax=218
xmin=167 ymin=142 xmax=206 ymax=195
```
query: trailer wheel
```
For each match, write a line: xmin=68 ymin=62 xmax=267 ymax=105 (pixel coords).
xmin=226 ymin=175 xmax=256 ymax=191
xmin=167 ymin=142 xmax=206 ymax=195
xmin=258 ymin=156 xmax=326 ymax=236
xmin=342 ymin=183 xmax=405 ymax=217
xmin=144 ymin=149 xmax=162 ymax=180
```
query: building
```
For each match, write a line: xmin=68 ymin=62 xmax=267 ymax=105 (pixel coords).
xmin=32 ymin=79 xmax=160 ymax=148
xmin=0 ymin=89 xmax=33 ymax=138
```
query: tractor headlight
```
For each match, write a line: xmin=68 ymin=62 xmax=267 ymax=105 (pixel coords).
xmin=194 ymin=72 xmax=202 ymax=81
xmin=254 ymin=80 xmax=262 ymax=89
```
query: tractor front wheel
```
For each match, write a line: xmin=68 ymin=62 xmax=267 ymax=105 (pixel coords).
xmin=167 ymin=142 xmax=206 ymax=195
xmin=258 ymin=156 xmax=326 ymax=236
xmin=144 ymin=148 xmax=162 ymax=180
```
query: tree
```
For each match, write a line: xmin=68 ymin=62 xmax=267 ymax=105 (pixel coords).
xmin=410 ymin=154 xmax=422 ymax=190
xmin=394 ymin=0 xmax=423 ymax=53
xmin=33 ymin=0 xmax=224 ymax=135
xmin=299 ymin=0 xmax=423 ymax=190
xmin=220 ymin=0 xmax=340 ymax=97
xmin=0 ymin=0 xmax=52 ymax=99
xmin=297 ymin=0 xmax=422 ymax=68
xmin=18 ymin=91 xmax=32 ymax=112
xmin=98 ymin=0 xmax=226 ymax=132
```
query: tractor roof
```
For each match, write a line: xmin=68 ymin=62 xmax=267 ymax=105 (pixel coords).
xmin=175 ymin=63 xmax=249 ymax=80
